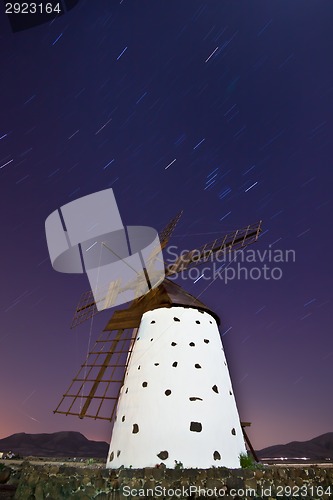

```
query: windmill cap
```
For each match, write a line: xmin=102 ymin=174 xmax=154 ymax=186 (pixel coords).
xmin=151 ymin=279 xmax=220 ymax=325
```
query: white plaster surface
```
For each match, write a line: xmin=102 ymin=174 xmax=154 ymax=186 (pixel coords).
xmin=106 ymin=306 xmax=246 ymax=469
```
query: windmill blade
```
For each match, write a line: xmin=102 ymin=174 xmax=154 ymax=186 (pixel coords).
xmin=70 ymin=280 xmax=122 ymax=329
xmin=166 ymin=221 xmax=262 ymax=276
xmin=54 ymin=327 xmax=137 ymax=421
xmin=115 ymin=242 xmax=165 ymax=295
xmin=159 ymin=210 xmax=183 ymax=249
xmin=71 ymin=274 xmax=151 ymax=329
xmin=71 ymin=290 xmax=99 ymax=329
xmin=104 ymin=211 xmax=182 ymax=295
xmin=70 ymin=211 xmax=183 ymax=328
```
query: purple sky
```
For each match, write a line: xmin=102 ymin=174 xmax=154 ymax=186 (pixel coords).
xmin=0 ymin=1 xmax=332 ymax=450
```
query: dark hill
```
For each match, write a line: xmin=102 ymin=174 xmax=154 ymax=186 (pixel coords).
xmin=1 ymin=431 xmax=332 ymax=461
xmin=258 ymin=432 xmax=333 ymax=460
xmin=0 ymin=431 xmax=108 ymax=458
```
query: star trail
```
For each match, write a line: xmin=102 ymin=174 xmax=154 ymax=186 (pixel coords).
xmin=0 ymin=1 xmax=332 ymax=450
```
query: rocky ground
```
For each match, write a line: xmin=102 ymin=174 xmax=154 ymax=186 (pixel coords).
xmin=0 ymin=458 xmax=333 ymax=499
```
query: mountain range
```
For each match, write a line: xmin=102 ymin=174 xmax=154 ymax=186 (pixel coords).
xmin=257 ymin=432 xmax=333 ymax=461
xmin=0 ymin=431 xmax=332 ymax=461
xmin=0 ymin=431 xmax=108 ymax=458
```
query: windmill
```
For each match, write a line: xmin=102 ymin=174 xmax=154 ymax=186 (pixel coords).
xmin=52 ymin=209 xmax=262 ymax=469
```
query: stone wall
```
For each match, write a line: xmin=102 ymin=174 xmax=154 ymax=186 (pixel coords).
xmin=1 ymin=461 xmax=332 ymax=499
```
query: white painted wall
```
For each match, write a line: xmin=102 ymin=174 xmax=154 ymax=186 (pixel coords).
xmin=106 ymin=306 xmax=246 ymax=469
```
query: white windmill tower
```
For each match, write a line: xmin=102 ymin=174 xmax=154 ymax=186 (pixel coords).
xmin=52 ymin=208 xmax=262 ymax=469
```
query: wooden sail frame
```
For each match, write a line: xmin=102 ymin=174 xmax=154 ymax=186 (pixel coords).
xmin=54 ymin=328 xmax=137 ymax=421
xmin=70 ymin=220 xmax=262 ymax=329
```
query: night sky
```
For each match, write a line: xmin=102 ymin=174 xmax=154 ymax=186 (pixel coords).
xmin=0 ymin=1 xmax=332 ymax=451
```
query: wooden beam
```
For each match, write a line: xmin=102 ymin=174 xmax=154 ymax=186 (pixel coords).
xmin=241 ymin=424 xmax=259 ymax=462
xmin=78 ymin=329 xmax=124 ymax=419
